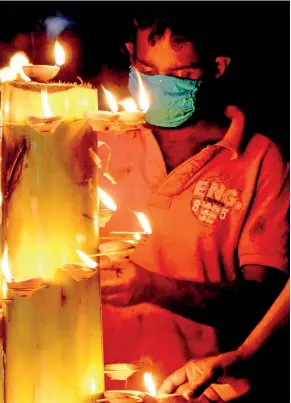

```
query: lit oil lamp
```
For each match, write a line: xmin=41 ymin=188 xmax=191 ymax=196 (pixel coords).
xmin=62 ymin=250 xmax=98 ymax=282
xmin=100 ymin=372 xmax=184 ymax=403
xmin=84 ymin=70 xmax=149 ymax=133
xmin=99 ymin=187 xmax=118 ymax=228
xmin=22 ymin=40 xmax=65 ymax=82
xmin=27 ymin=88 xmax=63 ymax=132
xmin=1 ymin=244 xmax=45 ymax=298
xmin=97 ymin=211 xmax=152 ymax=268
xmin=143 ymin=373 xmax=185 ymax=402
xmin=0 ymin=52 xmax=31 ymax=82
xmin=102 ymin=390 xmax=143 ymax=403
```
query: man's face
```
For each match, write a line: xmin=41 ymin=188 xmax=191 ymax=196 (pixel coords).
xmin=132 ymin=28 xmax=204 ymax=80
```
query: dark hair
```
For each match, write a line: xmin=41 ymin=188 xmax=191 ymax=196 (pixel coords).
xmin=123 ymin=12 xmax=233 ymax=69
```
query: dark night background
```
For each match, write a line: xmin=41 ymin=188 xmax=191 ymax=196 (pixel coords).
xmin=0 ymin=1 xmax=289 ymax=158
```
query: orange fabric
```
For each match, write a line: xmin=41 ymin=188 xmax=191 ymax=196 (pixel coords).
xmin=98 ymin=106 xmax=289 ymax=398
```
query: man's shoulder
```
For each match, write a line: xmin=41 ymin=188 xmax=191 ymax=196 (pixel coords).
xmin=243 ymin=132 xmax=285 ymax=163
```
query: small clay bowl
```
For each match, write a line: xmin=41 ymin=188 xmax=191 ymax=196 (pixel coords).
xmin=22 ymin=65 xmax=60 ymax=82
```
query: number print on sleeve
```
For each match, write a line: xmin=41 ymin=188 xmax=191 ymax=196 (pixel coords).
xmin=220 ymin=208 xmax=229 ymax=220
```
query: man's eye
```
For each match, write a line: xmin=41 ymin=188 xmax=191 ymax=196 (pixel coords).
xmin=174 ymin=69 xmax=201 ymax=79
xmin=140 ymin=69 xmax=157 ymax=76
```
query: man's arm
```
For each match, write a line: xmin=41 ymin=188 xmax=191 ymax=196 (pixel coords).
xmin=102 ymin=260 xmax=287 ymax=330
xmin=147 ymin=264 xmax=287 ymax=328
xmin=157 ymin=279 xmax=290 ymax=398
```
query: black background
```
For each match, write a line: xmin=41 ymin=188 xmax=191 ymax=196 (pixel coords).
xmin=0 ymin=1 xmax=289 ymax=157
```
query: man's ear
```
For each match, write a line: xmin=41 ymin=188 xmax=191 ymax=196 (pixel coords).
xmin=215 ymin=56 xmax=231 ymax=78
xmin=125 ymin=42 xmax=134 ymax=64
xmin=125 ymin=42 xmax=134 ymax=57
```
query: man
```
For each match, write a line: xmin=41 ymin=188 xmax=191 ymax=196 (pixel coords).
xmin=158 ymin=279 xmax=290 ymax=399
xmin=98 ymin=13 xmax=289 ymax=402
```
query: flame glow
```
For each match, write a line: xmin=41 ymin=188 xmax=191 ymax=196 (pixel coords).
xmin=2 ymin=282 xmax=7 ymax=299
xmin=1 ymin=244 xmax=13 ymax=282
xmin=0 ymin=52 xmax=31 ymax=82
xmin=135 ymin=70 xmax=150 ymax=112
xmin=135 ymin=212 xmax=152 ymax=234
xmin=0 ymin=67 xmax=16 ymax=82
xmin=120 ymin=98 xmax=138 ymax=112
xmin=55 ymin=41 xmax=65 ymax=66
xmin=10 ymin=52 xmax=31 ymax=81
xmin=98 ymin=187 xmax=117 ymax=211
xmin=144 ymin=373 xmax=156 ymax=397
xmin=133 ymin=232 xmax=141 ymax=241
xmin=91 ymin=380 xmax=96 ymax=394
xmin=102 ymin=86 xmax=118 ymax=113
xmin=76 ymin=250 xmax=97 ymax=269
xmin=41 ymin=90 xmax=52 ymax=118
xmin=10 ymin=53 xmax=29 ymax=73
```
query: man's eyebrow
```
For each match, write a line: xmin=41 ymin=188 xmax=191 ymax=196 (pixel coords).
xmin=135 ymin=58 xmax=157 ymax=68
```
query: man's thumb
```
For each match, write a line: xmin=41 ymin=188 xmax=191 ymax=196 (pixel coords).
xmin=186 ymin=370 xmax=218 ymax=399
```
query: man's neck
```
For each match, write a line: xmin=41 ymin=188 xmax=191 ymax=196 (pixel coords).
xmin=150 ymin=120 xmax=227 ymax=173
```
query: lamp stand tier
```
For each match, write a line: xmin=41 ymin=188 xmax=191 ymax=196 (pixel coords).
xmin=0 ymin=81 xmax=104 ymax=403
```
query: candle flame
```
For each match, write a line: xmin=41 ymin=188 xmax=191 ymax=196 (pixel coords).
xmin=120 ymin=97 xmax=137 ymax=112
xmin=76 ymin=250 xmax=97 ymax=269
xmin=135 ymin=70 xmax=150 ymax=112
xmin=0 ymin=52 xmax=31 ymax=82
xmin=10 ymin=52 xmax=31 ymax=81
xmin=1 ymin=244 xmax=13 ymax=282
xmin=98 ymin=187 xmax=117 ymax=211
xmin=102 ymin=86 xmax=118 ymax=113
xmin=135 ymin=212 xmax=152 ymax=234
xmin=41 ymin=90 xmax=52 ymax=118
xmin=144 ymin=372 xmax=156 ymax=397
xmin=91 ymin=380 xmax=96 ymax=394
xmin=55 ymin=40 xmax=65 ymax=66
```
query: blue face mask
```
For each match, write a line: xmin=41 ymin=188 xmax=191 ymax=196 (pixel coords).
xmin=128 ymin=66 xmax=202 ymax=128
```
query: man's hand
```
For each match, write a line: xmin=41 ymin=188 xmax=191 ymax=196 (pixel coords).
xmin=101 ymin=260 xmax=154 ymax=307
xmin=158 ymin=351 xmax=243 ymax=400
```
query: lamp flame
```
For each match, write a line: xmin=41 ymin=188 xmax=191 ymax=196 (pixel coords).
xmin=1 ymin=244 xmax=13 ymax=282
xmin=41 ymin=90 xmax=52 ymax=118
xmin=120 ymin=97 xmax=137 ymax=112
xmin=144 ymin=372 xmax=156 ymax=397
xmin=91 ymin=380 xmax=96 ymax=394
xmin=102 ymin=86 xmax=118 ymax=113
xmin=98 ymin=187 xmax=117 ymax=211
xmin=135 ymin=212 xmax=152 ymax=234
xmin=0 ymin=52 xmax=31 ymax=82
xmin=10 ymin=52 xmax=31 ymax=81
xmin=76 ymin=250 xmax=97 ymax=269
xmin=135 ymin=70 xmax=149 ymax=112
xmin=55 ymin=40 xmax=65 ymax=67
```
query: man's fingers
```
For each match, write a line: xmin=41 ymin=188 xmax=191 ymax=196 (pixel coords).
xmin=189 ymin=374 xmax=215 ymax=398
xmin=187 ymin=367 xmax=222 ymax=398
xmin=203 ymin=386 xmax=224 ymax=402
xmin=101 ymin=279 xmax=128 ymax=296
xmin=102 ymin=292 xmax=128 ymax=306
xmin=158 ymin=368 xmax=188 ymax=394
